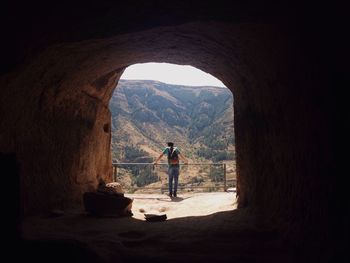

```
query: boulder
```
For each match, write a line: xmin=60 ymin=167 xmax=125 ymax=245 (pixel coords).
xmin=105 ymin=182 xmax=124 ymax=194
xmin=97 ymin=181 xmax=125 ymax=195
xmin=83 ymin=192 xmax=133 ymax=217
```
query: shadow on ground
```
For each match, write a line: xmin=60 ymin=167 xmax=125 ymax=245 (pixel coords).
xmin=19 ymin=207 xmax=297 ymax=263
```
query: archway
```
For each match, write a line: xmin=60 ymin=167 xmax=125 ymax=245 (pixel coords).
xmin=4 ymin=21 xmax=253 ymax=214
xmin=109 ymin=62 xmax=236 ymax=219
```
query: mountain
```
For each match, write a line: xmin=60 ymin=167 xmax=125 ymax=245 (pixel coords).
xmin=109 ymin=79 xmax=235 ymax=163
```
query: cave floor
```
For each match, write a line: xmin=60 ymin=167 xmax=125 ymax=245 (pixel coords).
xmin=21 ymin=193 xmax=295 ymax=262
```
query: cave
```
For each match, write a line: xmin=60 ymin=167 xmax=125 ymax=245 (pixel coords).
xmin=1 ymin=1 xmax=340 ymax=262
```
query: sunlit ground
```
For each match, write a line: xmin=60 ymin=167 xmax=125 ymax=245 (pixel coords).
xmin=21 ymin=191 xmax=290 ymax=263
xmin=125 ymin=192 xmax=237 ymax=220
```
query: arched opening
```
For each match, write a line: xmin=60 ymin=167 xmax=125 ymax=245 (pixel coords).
xmin=4 ymin=20 xmax=320 ymax=226
xmin=109 ymin=62 xmax=236 ymax=219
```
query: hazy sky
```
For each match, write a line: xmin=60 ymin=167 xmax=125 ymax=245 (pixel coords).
xmin=120 ymin=62 xmax=226 ymax=87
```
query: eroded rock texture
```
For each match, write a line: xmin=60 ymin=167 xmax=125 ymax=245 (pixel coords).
xmin=0 ymin=1 xmax=338 ymax=261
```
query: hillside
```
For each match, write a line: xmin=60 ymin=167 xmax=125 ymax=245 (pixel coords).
xmin=109 ymin=80 xmax=234 ymax=162
xmin=109 ymin=79 xmax=235 ymax=165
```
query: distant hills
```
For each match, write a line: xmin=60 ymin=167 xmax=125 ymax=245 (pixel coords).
xmin=109 ymin=79 xmax=235 ymax=163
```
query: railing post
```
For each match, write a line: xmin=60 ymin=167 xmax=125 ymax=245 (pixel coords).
xmin=209 ymin=164 xmax=212 ymax=181
xmin=113 ymin=164 xmax=117 ymax=182
xmin=223 ymin=163 xmax=227 ymax=192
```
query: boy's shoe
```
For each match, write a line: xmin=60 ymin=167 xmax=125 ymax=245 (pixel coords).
xmin=173 ymin=192 xmax=177 ymax=197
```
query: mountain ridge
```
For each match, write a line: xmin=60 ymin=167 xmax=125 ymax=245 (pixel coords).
xmin=109 ymin=79 xmax=235 ymax=163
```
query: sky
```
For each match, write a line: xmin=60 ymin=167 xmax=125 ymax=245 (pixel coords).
xmin=120 ymin=62 xmax=226 ymax=87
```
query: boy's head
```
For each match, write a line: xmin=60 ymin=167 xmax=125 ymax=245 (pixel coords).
xmin=167 ymin=142 xmax=174 ymax=147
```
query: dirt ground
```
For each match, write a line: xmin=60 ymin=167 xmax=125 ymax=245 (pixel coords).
xmin=20 ymin=192 xmax=294 ymax=263
xmin=128 ymin=192 xmax=237 ymax=220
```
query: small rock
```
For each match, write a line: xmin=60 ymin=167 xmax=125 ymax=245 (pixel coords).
xmin=139 ymin=208 xmax=145 ymax=213
xmin=158 ymin=207 xmax=166 ymax=212
xmin=144 ymin=214 xmax=167 ymax=222
xmin=105 ymin=182 xmax=124 ymax=194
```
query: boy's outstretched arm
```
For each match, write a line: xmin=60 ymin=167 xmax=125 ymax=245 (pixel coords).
xmin=153 ymin=153 xmax=164 ymax=165
xmin=179 ymin=153 xmax=188 ymax=164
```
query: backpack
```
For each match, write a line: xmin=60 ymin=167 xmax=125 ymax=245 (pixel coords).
xmin=167 ymin=147 xmax=179 ymax=165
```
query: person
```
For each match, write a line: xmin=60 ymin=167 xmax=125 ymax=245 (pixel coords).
xmin=153 ymin=142 xmax=188 ymax=198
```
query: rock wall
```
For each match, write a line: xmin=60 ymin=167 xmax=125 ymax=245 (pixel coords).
xmin=0 ymin=47 xmax=118 ymax=211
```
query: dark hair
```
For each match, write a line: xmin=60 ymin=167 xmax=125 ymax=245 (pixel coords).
xmin=167 ymin=142 xmax=174 ymax=147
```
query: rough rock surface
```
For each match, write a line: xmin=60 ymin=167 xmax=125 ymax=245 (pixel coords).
xmin=83 ymin=192 xmax=133 ymax=217
xmin=98 ymin=181 xmax=125 ymax=195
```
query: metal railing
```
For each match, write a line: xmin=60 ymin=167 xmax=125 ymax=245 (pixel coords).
xmin=112 ymin=162 xmax=236 ymax=193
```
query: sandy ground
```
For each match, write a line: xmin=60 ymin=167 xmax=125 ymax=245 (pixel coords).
xmin=127 ymin=192 xmax=237 ymax=220
xmin=20 ymin=192 xmax=294 ymax=263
